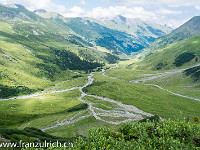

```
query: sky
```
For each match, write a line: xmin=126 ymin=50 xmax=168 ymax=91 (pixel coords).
xmin=0 ymin=0 xmax=200 ymax=28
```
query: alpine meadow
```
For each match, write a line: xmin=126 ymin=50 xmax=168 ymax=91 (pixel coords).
xmin=0 ymin=1 xmax=200 ymax=149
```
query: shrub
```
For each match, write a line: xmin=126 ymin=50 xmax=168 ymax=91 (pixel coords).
xmin=73 ymin=119 xmax=200 ymax=149
xmin=173 ymin=52 xmax=195 ymax=67
xmin=184 ymin=66 xmax=200 ymax=81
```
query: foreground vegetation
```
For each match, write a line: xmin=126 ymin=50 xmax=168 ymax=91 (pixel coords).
xmin=72 ymin=118 xmax=200 ymax=150
xmin=1 ymin=117 xmax=200 ymax=149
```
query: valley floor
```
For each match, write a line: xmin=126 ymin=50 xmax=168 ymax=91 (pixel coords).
xmin=1 ymin=60 xmax=200 ymax=138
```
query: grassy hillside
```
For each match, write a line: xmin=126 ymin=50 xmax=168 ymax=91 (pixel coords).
xmin=0 ymin=5 xmax=120 ymax=98
xmin=136 ymin=34 xmax=200 ymax=71
xmin=105 ymin=35 xmax=200 ymax=105
xmin=136 ymin=16 xmax=200 ymax=59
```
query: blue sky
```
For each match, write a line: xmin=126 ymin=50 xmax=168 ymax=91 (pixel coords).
xmin=1 ymin=0 xmax=200 ymax=28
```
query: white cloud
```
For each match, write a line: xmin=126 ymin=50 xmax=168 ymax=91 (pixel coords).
xmin=0 ymin=0 xmax=157 ymax=20
xmin=157 ymin=8 xmax=182 ymax=15
xmin=86 ymin=6 xmax=157 ymax=20
xmin=63 ymin=6 xmax=85 ymax=18
xmin=106 ymin=0 xmax=200 ymax=7
xmin=0 ymin=0 xmax=67 ymax=14
xmin=195 ymin=5 xmax=200 ymax=10
xmin=80 ymin=0 xmax=86 ymax=5
xmin=159 ymin=0 xmax=200 ymax=7
xmin=159 ymin=18 xmax=189 ymax=29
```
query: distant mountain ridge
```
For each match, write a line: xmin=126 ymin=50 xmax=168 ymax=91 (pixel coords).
xmin=34 ymin=9 xmax=172 ymax=54
xmin=83 ymin=16 xmax=171 ymax=54
xmin=91 ymin=15 xmax=171 ymax=38
xmin=136 ymin=16 xmax=200 ymax=59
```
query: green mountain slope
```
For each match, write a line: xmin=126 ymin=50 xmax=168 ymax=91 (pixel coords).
xmin=136 ymin=34 xmax=200 ymax=71
xmin=136 ymin=16 xmax=200 ymax=59
xmin=0 ymin=4 xmax=120 ymax=98
xmin=128 ymin=34 xmax=200 ymax=110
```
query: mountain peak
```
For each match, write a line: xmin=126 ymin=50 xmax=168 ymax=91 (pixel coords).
xmin=33 ymin=9 xmax=47 ymax=14
xmin=33 ymin=10 xmax=63 ymax=19
xmin=14 ymin=4 xmax=25 ymax=8
xmin=5 ymin=4 xmax=25 ymax=9
xmin=115 ymin=15 xmax=127 ymax=22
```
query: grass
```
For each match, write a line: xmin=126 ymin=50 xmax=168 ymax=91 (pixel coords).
xmin=145 ymin=71 xmax=200 ymax=99
xmin=0 ymin=13 xmax=120 ymax=97
xmin=104 ymin=59 xmax=167 ymax=81
xmin=83 ymin=72 xmax=200 ymax=120
xmin=105 ymin=67 xmax=165 ymax=81
xmin=100 ymin=116 xmax=130 ymax=122
xmin=105 ymin=57 xmax=200 ymax=120
xmin=45 ymin=116 xmax=117 ymax=138
xmin=0 ymin=40 xmax=78 ymax=97
xmin=83 ymin=96 xmax=118 ymax=108
xmin=92 ymin=104 xmax=113 ymax=110
xmin=44 ymin=76 xmax=87 ymax=92
xmin=0 ymin=35 xmax=92 ymax=99
xmin=117 ymin=59 xmax=138 ymax=67
xmin=0 ymin=90 xmax=84 ymax=128
xmin=135 ymin=35 xmax=200 ymax=71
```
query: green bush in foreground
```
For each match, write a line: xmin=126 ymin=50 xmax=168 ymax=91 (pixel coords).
xmin=72 ymin=119 xmax=200 ymax=150
xmin=7 ymin=118 xmax=200 ymax=150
